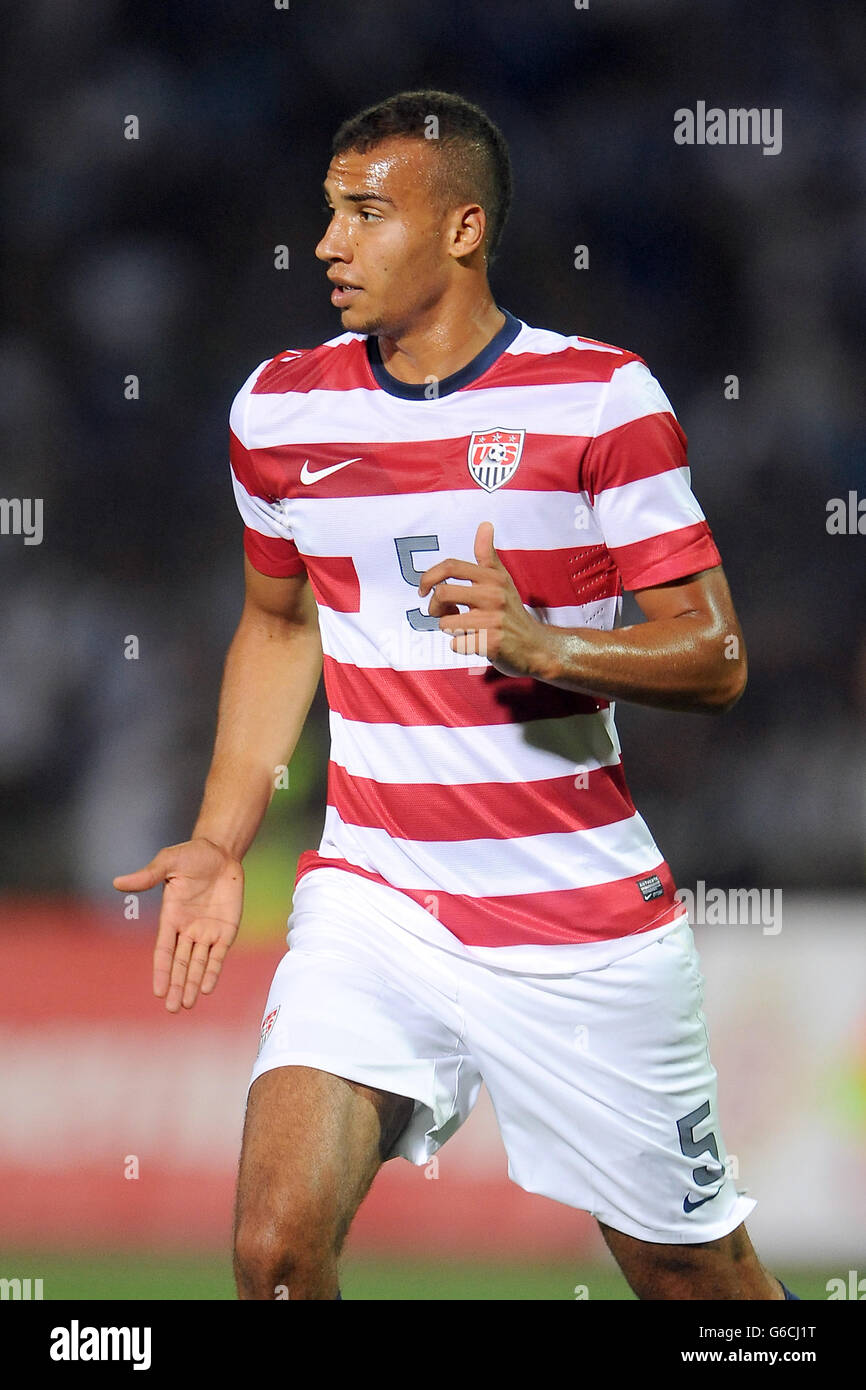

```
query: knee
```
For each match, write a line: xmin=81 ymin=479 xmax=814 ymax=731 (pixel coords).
xmin=233 ymin=1204 xmax=340 ymax=1300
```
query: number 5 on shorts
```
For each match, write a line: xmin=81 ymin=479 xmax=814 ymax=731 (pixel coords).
xmin=677 ymin=1100 xmax=724 ymax=1187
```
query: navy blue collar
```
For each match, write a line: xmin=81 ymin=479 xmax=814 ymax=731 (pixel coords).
xmin=366 ymin=308 xmax=522 ymax=400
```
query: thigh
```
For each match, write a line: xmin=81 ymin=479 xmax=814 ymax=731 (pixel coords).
xmin=235 ymin=1063 xmax=414 ymax=1252
xmin=250 ymin=869 xmax=481 ymax=1163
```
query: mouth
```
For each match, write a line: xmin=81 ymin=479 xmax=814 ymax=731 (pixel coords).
xmin=328 ymin=280 xmax=363 ymax=307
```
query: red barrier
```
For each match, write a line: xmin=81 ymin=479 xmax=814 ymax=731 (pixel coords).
xmin=0 ymin=901 xmax=596 ymax=1256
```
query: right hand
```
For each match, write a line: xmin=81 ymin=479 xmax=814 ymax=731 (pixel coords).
xmin=113 ymin=838 xmax=244 ymax=1013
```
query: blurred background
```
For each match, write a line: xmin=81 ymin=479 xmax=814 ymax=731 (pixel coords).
xmin=0 ymin=0 xmax=863 ymax=1299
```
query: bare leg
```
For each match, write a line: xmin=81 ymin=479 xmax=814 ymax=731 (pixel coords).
xmin=233 ymin=1064 xmax=414 ymax=1300
xmin=598 ymin=1220 xmax=785 ymax=1300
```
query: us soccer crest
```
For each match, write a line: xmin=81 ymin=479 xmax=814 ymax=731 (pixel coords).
xmin=467 ymin=429 xmax=525 ymax=492
xmin=257 ymin=1005 xmax=280 ymax=1058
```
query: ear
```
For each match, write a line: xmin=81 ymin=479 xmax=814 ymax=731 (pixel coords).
xmin=448 ymin=203 xmax=486 ymax=261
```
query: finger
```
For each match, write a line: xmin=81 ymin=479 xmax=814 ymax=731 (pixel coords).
xmin=428 ymin=582 xmax=489 ymax=615
xmin=164 ymin=935 xmax=194 ymax=1014
xmin=474 ymin=520 xmax=500 ymax=568
xmin=427 ymin=595 xmax=461 ymax=618
xmin=450 ymin=626 xmax=494 ymax=658
xmin=152 ymin=921 xmax=179 ymax=998
xmin=200 ymin=939 xmax=231 ymax=996
xmin=181 ymin=941 xmax=213 ymax=1009
xmin=438 ymin=610 xmax=499 ymax=633
xmin=418 ymin=558 xmax=480 ymax=595
xmin=113 ymin=859 xmax=166 ymax=892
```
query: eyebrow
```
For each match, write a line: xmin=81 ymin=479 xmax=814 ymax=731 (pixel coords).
xmin=323 ymin=185 xmax=396 ymax=207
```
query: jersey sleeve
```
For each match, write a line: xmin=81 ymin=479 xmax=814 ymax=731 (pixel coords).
xmin=229 ymin=359 xmax=307 ymax=578
xmin=583 ymin=359 xmax=721 ymax=590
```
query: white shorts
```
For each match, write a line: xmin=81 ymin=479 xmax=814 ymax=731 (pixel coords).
xmin=249 ymin=867 xmax=756 ymax=1244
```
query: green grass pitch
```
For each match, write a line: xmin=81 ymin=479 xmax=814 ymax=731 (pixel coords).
xmin=1 ymin=1252 xmax=832 ymax=1301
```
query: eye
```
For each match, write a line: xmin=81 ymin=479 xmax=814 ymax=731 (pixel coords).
xmin=359 ymin=209 xmax=381 ymax=222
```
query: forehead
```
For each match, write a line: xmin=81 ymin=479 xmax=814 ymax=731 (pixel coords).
xmin=324 ymin=138 xmax=439 ymax=202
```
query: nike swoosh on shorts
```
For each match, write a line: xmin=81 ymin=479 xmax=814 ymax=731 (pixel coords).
xmin=683 ymin=1187 xmax=724 ymax=1213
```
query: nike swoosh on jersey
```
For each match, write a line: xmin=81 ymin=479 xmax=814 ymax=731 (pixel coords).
xmin=683 ymin=1187 xmax=724 ymax=1213
xmin=300 ymin=457 xmax=362 ymax=485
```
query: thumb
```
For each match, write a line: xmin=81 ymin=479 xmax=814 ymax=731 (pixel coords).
xmin=474 ymin=520 xmax=500 ymax=568
xmin=112 ymin=851 xmax=172 ymax=893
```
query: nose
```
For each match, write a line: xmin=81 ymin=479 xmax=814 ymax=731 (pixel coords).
xmin=315 ymin=214 xmax=352 ymax=264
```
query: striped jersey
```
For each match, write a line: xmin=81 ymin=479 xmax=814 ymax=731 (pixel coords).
xmin=229 ymin=309 xmax=721 ymax=969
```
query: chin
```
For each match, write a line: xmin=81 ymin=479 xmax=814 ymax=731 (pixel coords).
xmin=342 ymin=309 xmax=384 ymax=336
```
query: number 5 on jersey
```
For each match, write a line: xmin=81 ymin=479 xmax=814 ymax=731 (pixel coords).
xmin=394 ymin=535 xmax=441 ymax=631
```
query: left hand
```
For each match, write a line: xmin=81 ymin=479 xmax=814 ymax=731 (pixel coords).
xmin=418 ymin=521 xmax=553 ymax=679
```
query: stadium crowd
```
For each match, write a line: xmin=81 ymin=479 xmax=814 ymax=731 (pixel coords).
xmin=2 ymin=0 xmax=863 ymax=903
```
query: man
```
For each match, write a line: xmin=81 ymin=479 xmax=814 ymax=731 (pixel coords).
xmin=114 ymin=90 xmax=797 ymax=1301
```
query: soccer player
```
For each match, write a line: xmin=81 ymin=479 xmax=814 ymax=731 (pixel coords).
xmin=114 ymin=90 xmax=798 ymax=1301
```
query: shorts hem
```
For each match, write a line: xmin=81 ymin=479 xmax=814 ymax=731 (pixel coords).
xmin=248 ymin=1049 xmax=452 ymax=1164
xmin=586 ymin=1193 xmax=758 ymax=1245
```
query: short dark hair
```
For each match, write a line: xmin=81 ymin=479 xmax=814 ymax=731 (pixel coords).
xmin=331 ymin=89 xmax=512 ymax=264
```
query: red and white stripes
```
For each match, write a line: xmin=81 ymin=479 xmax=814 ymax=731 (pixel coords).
xmin=227 ymin=317 xmax=714 ymax=955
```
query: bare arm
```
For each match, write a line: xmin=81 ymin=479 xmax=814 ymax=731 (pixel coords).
xmin=533 ymin=566 xmax=747 ymax=713
xmin=113 ymin=557 xmax=322 ymax=1011
xmin=192 ymin=557 xmax=323 ymax=858
xmin=420 ymin=522 xmax=747 ymax=715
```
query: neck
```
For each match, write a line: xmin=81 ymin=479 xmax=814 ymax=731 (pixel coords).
xmin=377 ymin=288 xmax=505 ymax=385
